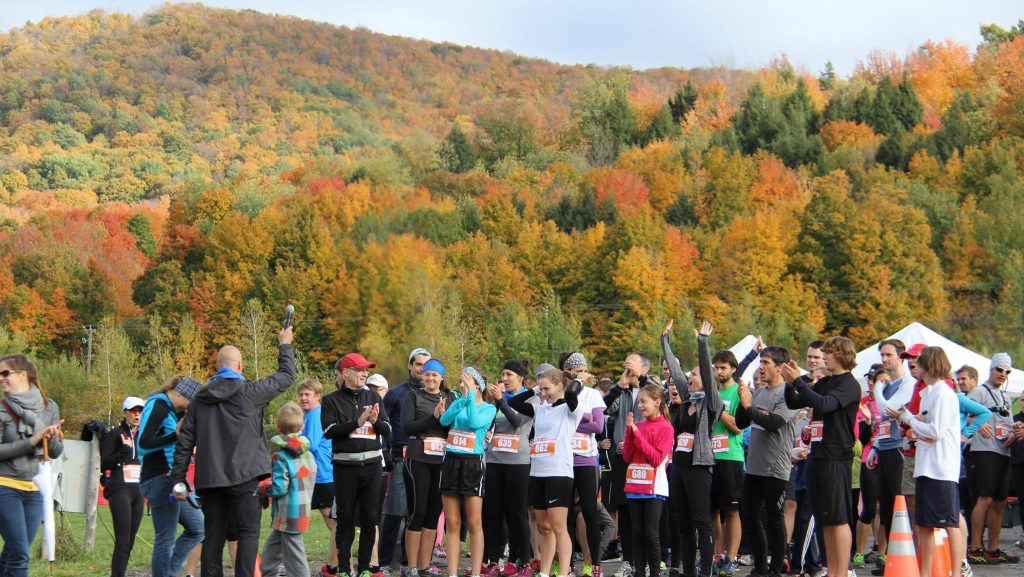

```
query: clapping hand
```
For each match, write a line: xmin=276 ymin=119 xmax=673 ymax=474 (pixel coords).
xmin=780 ymin=360 xmax=801 ymax=385
xmin=625 ymin=411 xmax=635 ymax=430
xmin=433 ymin=397 xmax=447 ymax=419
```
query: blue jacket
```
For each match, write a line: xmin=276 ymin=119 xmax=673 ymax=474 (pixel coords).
xmin=439 ymin=388 xmax=496 ymax=455
xmin=302 ymin=406 xmax=333 ymax=484
xmin=957 ymin=392 xmax=992 ymax=441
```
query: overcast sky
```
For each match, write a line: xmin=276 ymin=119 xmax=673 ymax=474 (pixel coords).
xmin=2 ymin=1 xmax=1020 ymax=76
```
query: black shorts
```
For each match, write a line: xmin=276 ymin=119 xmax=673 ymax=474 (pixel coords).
xmin=529 ymin=476 xmax=574 ymax=509
xmin=711 ymin=459 xmax=744 ymax=509
xmin=914 ymin=477 xmax=960 ymax=528
xmin=784 ymin=478 xmax=797 ymax=502
xmin=439 ymin=453 xmax=485 ymax=497
xmin=311 ymin=482 xmax=335 ymax=511
xmin=806 ymin=458 xmax=852 ymax=526
xmin=967 ymin=450 xmax=1011 ymax=500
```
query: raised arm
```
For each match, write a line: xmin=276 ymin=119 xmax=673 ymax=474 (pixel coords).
xmin=508 ymin=388 xmax=536 ymax=418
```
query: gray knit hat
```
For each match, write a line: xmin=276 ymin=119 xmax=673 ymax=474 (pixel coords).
xmin=991 ymin=352 xmax=1012 ymax=370
xmin=535 ymin=363 xmax=556 ymax=379
xmin=174 ymin=377 xmax=203 ymax=401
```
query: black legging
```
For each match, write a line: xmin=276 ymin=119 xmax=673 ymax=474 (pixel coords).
xmin=404 ymin=459 xmax=443 ymax=532
xmin=108 ymin=486 xmax=144 ymax=577
xmin=336 ymin=461 xmax=382 ymax=574
xmin=570 ymin=465 xmax=603 ymax=567
xmin=629 ymin=499 xmax=663 ymax=577
xmin=671 ymin=464 xmax=713 ymax=577
xmin=1012 ymin=463 xmax=1024 ymax=528
xmin=876 ymin=449 xmax=903 ymax=537
xmin=484 ymin=463 xmax=531 ymax=565
xmin=858 ymin=462 xmax=880 ymax=524
xmin=741 ymin=474 xmax=787 ymax=576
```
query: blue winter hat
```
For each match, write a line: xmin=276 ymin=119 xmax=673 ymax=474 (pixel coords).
xmin=423 ymin=358 xmax=446 ymax=378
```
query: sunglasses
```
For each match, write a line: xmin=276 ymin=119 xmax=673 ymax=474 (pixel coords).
xmin=994 ymin=367 xmax=1012 ymax=375
xmin=0 ymin=369 xmax=21 ymax=378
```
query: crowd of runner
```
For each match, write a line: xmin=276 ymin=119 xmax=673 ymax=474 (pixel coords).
xmin=1 ymin=319 xmax=1023 ymax=577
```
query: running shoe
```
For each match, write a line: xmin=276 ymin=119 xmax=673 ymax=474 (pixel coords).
xmin=360 ymin=571 xmax=373 ymax=577
xmin=434 ymin=545 xmax=448 ymax=559
xmin=321 ymin=566 xmax=340 ymax=577
xmin=960 ymin=559 xmax=974 ymax=577
xmin=863 ymin=551 xmax=879 ymax=566
xmin=486 ymin=563 xmax=502 ymax=577
xmin=502 ymin=564 xmax=519 ymax=577
xmin=967 ymin=547 xmax=987 ymax=565
xmin=401 ymin=568 xmax=418 ymax=577
xmin=852 ymin=553 xmax=865 ymax=568
xmin=737 ymin=555 xmax=753 ymax=567
xmin=422 ymin=566 xmax=443 ymax=577
xmin=516 ymin=564 xmax=533 ymax=577
xmin=581 ymin=564 xmax=594 ymax=577
xmin=618 ymin=561 xmax=634 ymax=577
xmin=989 ymin=548 xmax=1020 ymax=563
xmin=717 ymin=558 xmax=737 ymax=577
xmin=593 ymin=565 xmax=602 ymax=577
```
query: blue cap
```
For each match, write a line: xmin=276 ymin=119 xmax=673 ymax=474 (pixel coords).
xmin=423 ymin=358 xmax=446 ymax=378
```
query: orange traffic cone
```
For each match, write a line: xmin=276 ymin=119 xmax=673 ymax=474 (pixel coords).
xmin=885 ymin=495 xmax=920 ymax=577
xmin=931 ymin=529 xmax=952 ymax=577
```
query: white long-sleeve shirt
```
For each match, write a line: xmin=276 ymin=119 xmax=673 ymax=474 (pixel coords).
xmin=900 ymin=381 xmax=961 ymax=482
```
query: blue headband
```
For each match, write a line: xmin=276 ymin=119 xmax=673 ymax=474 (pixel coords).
xmin=423 ymin=358 xmax=446 ymax=378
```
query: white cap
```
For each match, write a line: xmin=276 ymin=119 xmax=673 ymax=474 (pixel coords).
xmin=366 ymin=374 xmax=389 ymax=390
xmin=122 ymin=396 xmax=145 ymax=411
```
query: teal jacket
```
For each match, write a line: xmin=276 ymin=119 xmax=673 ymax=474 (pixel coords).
xmin=439 ymin=388 xmax=496 ymax=455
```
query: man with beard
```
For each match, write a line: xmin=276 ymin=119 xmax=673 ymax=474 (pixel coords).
xmin=709 ymin=350 xmax=745 ymax=577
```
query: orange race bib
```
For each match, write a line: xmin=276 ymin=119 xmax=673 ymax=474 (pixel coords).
xmin=626 ymin=463 xmax=655 ymax=484
xmin=531 ymin=438 xmax=556 ymax=457
xmin=491 ymin=433 xmax=521 ymax=453
xmin=996 ymin=423 xmax=1012 ymax=440
xmin=711 ymin=434 xmax=729 ymax=453
xmin=571 ymin=434 xmax=592 ymax=454
xmin=423 ymin=437 xmax=446 ymax=456
xmin=122 ymin=464 xmax=141 ymax=484
xmin=809 ymin=421 xmax=824 ymax=443
xmin=675 ymin=433 xmax=694 ymax=453
xmin=877 ymin=421 xmax=893 ymax=438
xmin=447 ymin=430 xmax=476 ymax=451
xmin=351 ymin=424 xmax=376 ymax=440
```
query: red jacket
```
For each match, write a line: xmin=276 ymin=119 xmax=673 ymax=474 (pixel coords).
xmin=623 ymin=415 xmax=674 ymax=496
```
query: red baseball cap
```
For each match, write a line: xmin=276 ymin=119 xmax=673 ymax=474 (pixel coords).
xmin=900 ymin=343 xmax=926 ymax=359
xmin=339 ymin=353 xmax=376 ymax=370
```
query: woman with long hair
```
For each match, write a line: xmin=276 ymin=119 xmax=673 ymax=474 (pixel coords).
xmin=509 ymin=368 xmax=585 ymax=577
xmin=482 ymin=360 xmax=534 ymax=577
xmin=0 ymin=354 xmax=63 ymax=577
xmin=439 ymin=367 xmax=497 ymax=577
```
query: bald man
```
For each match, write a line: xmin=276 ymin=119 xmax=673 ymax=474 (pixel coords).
xmin=171 ymin=326 xmax=296 ymax=577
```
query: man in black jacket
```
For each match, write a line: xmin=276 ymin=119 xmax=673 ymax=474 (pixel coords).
xmin=322 ymin=352 xmax=392 ymax=577
xmin=170 ymin=326 xmax=296 ymax=577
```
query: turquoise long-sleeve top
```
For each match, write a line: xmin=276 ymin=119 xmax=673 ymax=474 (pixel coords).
xmin=439 ymin=388 xmax=497 ymax=455
xmin=958 ymin=392 xmax=992 ymax=441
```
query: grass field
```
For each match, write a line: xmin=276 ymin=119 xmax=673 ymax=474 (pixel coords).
xmin=29 ymin=504 xmax=337 ymax=577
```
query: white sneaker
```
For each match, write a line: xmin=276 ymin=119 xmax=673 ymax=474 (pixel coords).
xmin=617 ymin=562 xmax=634 ymax=577
xmin=960 ymin=559 xmax=974 ymax=577
xmin=847 ymin=570 xmax=857 ymax=577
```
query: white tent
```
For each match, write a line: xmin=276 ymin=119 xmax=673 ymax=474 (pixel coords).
xmin=851 ymin=322 xmax=1024 ymax=396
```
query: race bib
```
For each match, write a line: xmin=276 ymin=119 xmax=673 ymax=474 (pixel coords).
xmin=675 ymin=433 xmax=694 ymax=453
xmin=809 ymin=421 xmax=824 ymax=443
xmin=995 ymin=423 xmax=1012 ymax=440
xmin=423 ymin=437 xmax=446 ymax=456
xmin=351 ymin=424 xmax=376 ymax=440
xmin=122 ymin=464 xmax=141 ymax=484
xmin=491 ymin=433 xmax=520 ymax=453
xmin=626 ymin=463 xmax=655 ymax=484
xmin=531 ymin=438 xmax=556 ymax=457
xmin=877 ymin=420 xmax=893 ymax=438
xmin=571 ymin=434 xmax=592 ymax=454
xmin=447 ymin=430 xmax=476 ymax=451
xmin=711 ymin=434 xmax=729 ymax=453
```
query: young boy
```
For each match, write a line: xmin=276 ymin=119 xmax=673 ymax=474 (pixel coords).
xmin=260 ymin=402 xmax=318 ymax=577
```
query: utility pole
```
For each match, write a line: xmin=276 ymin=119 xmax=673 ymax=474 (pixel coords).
xmin=83 ymin=325 xmax=95 ymax=379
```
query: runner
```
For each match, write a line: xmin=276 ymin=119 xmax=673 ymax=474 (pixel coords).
xmin=509 ymin=367 xmax=586 ymax=577
xmin=663 ymin=319 xmax=721 ymax=577
xmin=402 ymin=359 xmax=455 ymax=577
xmin=439 ymin=367 xmax=497 ymax=577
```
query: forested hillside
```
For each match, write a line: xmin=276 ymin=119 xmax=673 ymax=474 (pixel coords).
xmin=1 ymin=4 xmax=1023 ymax=427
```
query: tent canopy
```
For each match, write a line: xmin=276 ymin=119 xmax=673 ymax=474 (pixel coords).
xmin=851 ymin=322 xmax=1023 ymax=396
